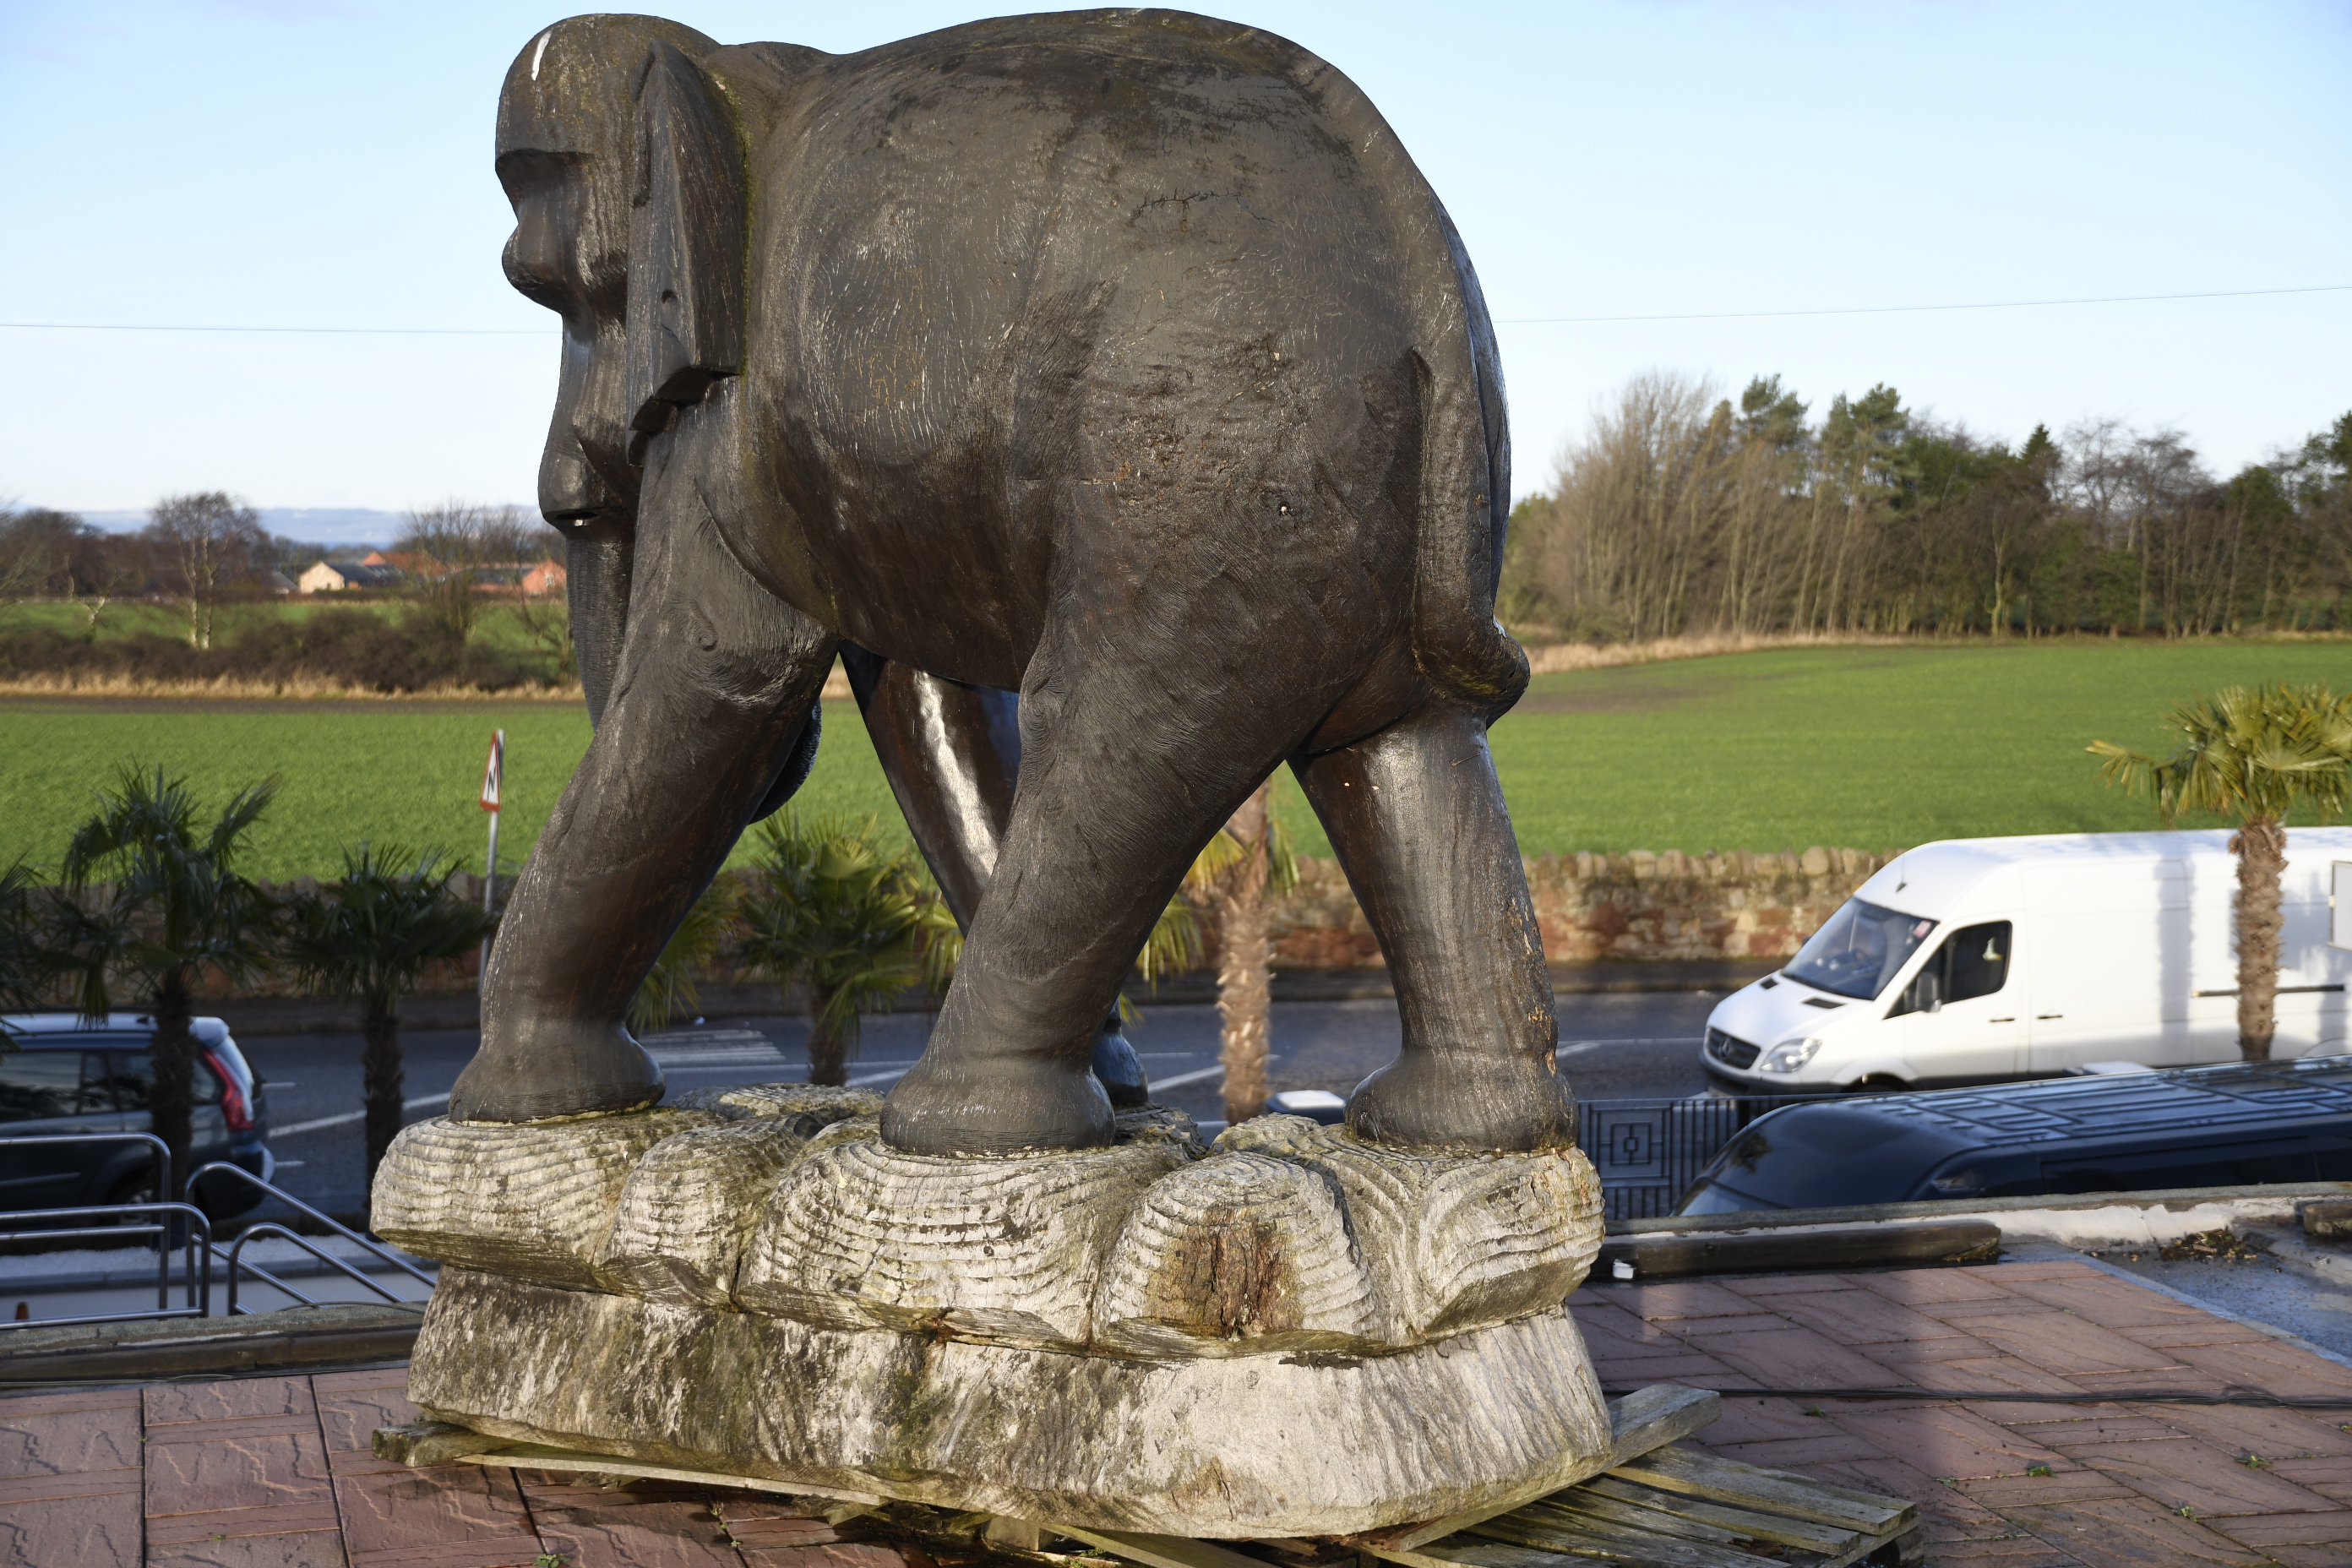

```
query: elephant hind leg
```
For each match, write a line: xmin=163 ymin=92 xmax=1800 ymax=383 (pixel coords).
xmin=879 ymin=646 xmax=1314 ymax=1156
xmin=1292 ymin=700 xmax=1575 ymax=1152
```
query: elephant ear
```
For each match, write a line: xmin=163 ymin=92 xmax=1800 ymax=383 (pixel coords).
xmin=625 ymin=41 xmax=747 ymax=443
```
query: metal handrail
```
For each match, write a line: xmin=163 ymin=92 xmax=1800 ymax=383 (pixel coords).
xmin=0 ymin=1131 xmax=177 ymax=1309
xmin=0 ymin=1202 xmax=213 ymax=1329
xmin=220 ymin=1223 xmax=419 ymax=1315
xmin=182 ymin=1162 xmax=435 ymax=1317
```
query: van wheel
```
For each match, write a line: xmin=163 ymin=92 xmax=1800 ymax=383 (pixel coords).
xmin=1849 ymin=1075 xmax=1910 ymax=1093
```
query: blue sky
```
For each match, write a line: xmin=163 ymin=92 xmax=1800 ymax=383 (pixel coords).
xmin=4 ymin=0 xmax=2347 ymax=533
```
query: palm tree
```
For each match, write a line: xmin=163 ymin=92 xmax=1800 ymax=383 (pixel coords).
xmin=735 ymin=814 xmax=932 ymax=1085
xmin=1186 ymin=780 xmax=1298 ymax=1124
xmin=57 ymin=766 xmax=279 ymax=1184
xmin=629 ymin=878 xmax=740 ymax=1037
xmin=2092 ymin=682 xmax=2352 ymax=1061
xmin=0 ymin=859 xmax=48 ymax=1014
xmin=282 ymin=845 xmax=498 ymax=1186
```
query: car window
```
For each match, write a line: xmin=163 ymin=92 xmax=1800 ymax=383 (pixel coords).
xmin=95 ymin=1051 xmax=154 ymax=1113
xmin=2042 ymin=1141 xmax=2318 ymax=1195
xmin=1785 ymin=899 xmax=1938 ymax=1000
xmin=1889 ymin=921 xmax=2012 ymax=1017
xmin=1947 ymin=923 xmax=2012 ymax=1002
xmin=0 ymin=1052 xmax=105 ymax=1121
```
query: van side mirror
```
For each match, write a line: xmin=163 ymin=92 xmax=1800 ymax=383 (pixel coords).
xmin=1914 ymin=970 xmax=1943 ymax=1015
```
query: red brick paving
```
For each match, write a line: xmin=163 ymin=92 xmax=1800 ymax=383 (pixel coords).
xmin=1581 ymin=1259 xmax=2352 ymax=1565
xmin=8 ymin=1259 xmax=2352 ymax=1565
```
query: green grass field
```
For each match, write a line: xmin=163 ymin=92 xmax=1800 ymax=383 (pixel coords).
xmin=1 ymin=640 xmax=2344 ymax=879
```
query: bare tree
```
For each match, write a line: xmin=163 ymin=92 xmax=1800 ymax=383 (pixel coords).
xmin=145 ymin=493 xmax=263 ymax=649
xmin=397 ymin=501 xmax=531 ymax=643
xmin=1511 ymin=371 xmax=1740 ymax=641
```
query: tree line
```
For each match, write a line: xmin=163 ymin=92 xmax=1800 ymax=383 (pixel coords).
xmin=1502 ymin=372 xmax=2352 ymax=642
xmin=0 ymin=497 xmax=573 ymax=690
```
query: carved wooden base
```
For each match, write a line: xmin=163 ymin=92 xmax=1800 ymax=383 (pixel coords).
xmin=406 ymin=1267 xmax=1613 ymax=1536
xmin=375 ymin=1095 xmax=1613 ymax=1537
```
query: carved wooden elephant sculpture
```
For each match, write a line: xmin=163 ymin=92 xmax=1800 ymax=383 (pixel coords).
xmin=449 ymin=8 xmax=1573 ymax=1158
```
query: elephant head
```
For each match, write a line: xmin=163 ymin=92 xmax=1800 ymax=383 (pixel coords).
xmin=494 ymin=16 xmax=751 ymax=726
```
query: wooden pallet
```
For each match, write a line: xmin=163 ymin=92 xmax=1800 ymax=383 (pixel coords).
xmin=1366 ymin=1444 xmax=1921 ymax=1568
xmin=384 ymin=1383 xmax=1919 ymax=1568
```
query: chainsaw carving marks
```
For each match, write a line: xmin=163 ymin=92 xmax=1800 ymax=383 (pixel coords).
xmin=373 ymin=1109 xmax=721 ymax=1285
xmin=737 ymin=1123 xmax=1190 ymax=1347
xmin=377 ymin=1106 xmax=1603 ymax=1357
xmin=378 ymin=1097 xmax=1614 ymax=1536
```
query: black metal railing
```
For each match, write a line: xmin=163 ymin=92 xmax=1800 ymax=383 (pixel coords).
xmin=182 ymin=1162 xmax=433 ymax=1315
xmin=0 ymin=1135 xmax=434 ymax=1327
xmin=1578 ymin=1096 xmax=1817 ymax=1222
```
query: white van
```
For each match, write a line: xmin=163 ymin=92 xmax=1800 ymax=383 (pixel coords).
xmin=1700 ymin=829 xmax=2352 ymax=1094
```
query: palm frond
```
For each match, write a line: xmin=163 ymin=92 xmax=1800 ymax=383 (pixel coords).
xmin=281 ymin=842 xmax=495 ymax=1010
xmin=629 ymin=879 xmax=740 ymax=1037
xmin=2093 ymin=683 xmax=2352 ymax=830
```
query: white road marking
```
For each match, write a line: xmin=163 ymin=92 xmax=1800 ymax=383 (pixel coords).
xmin=1147 ymin=1064 xmax=1228 ymax=1091
xmin=273 ymin=1092 xmax=449 ymax=1138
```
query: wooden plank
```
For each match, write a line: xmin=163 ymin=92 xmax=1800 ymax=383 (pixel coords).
xmin=1600 ymin=1386 xmax=1723 ymax=1469
xmin=1598 ymin=1221 xmax=1999 ymax=1281
xmin=373 ymin=1420 xmax=509 ymax=1467
xmin=1494 ymin=1482 xmax=1850 ymax=1557
xmin=1386 ymin=1528 xmax=1786 ymax=1568
xmin=1374 ymin=1384 xmax=1720 ymax=1553
xmin=1612 ymin=1448 xmax=1913 ymax=1536
xmin=1575 ymin=1474 xmax=1853 ymax=1553
xmin=1049 ymin=1523 xmax=1282 ymax=1568
xmin=457 ymin=1442 xmax=884 ymax=1505
xmin=985 ymin=1518 xmax=1046 ymax=1551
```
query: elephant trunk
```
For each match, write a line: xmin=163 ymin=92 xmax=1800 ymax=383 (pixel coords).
xmin=566 ymin=517 xmax=634 ymax=727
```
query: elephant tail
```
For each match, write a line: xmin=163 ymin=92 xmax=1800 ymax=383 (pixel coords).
xmin=1404 ymin=201 xmax=1527 ymax=723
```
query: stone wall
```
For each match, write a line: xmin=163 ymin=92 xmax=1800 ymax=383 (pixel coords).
xmin=1268 ymin=848 xmax=1891 ymax=967
xmin=125 ymin=850 xmax=1886 ymax=1011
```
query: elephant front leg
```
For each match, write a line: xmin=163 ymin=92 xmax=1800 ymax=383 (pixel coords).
xmin=841 ymin=647 xmax=1155 ymax=1109
xmin=449 ymin=473 xmax=834 ymax=1124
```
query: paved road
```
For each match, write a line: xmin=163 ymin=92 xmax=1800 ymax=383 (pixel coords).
xmin=242 ymin=991 xmax=1724 ymax=1218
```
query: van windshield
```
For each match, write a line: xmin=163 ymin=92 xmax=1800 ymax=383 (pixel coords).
xmin=1784 ymin=899 xmax=1938 ymax=999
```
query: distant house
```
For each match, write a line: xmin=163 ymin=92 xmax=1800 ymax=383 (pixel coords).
xmin=297 ymin=561 xmax=404 ymax=594
xmin=520 ymin=560 xmax=567 ymax=597
xmin=360 ymin=550 xmax=426 ymax=572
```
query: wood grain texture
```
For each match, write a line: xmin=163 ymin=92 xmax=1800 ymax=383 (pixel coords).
xmin=1093 ymin=1150 xmax=1378 ymax=1356
xmin=735 ymin=1122 xmax=1192 ymax=1347
xmin=371 ymin=1109 xmax=720 ymax=1285
xmin=1214 ymin=1117 xmax=1604 ymax=1343
xmin=669 ymin=1084 xmax=887 ymax=1122
xmin=596 ymin=1118 xmax=821 ymax=1305
xmin=1374 ymin=1385 xmax=1723 ymax=1551
xmin=407 ymin=1267 xmax=1616 ymax=1538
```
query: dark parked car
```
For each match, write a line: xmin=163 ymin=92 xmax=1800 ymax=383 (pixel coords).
xmin=1675 ymin=1055 xmax=2352 ymax=1215
xmin=0 ymin=1013 xmax=273 ymax=1218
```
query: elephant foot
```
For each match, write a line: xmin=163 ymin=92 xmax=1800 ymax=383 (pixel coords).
xmin=881 ymin=1052 xmax=1116 ymax=1155
xmin=447 ymin=1021 xmax=666 ymax=1124
xmin=1090 ymin=1018 xmax=1151 ymax=1110
xmin=1345 ymin=1049 xmax=1576 ymax=1152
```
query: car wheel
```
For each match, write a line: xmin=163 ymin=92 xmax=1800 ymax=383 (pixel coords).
xmin=93 ymin=1172 xmax=158 ymax=1230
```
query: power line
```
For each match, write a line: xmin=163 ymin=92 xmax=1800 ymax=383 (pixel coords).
xmin=0 ymin=322 xmax=551 ymax=335
xmin=1498 ymin=283 xmax=2352 ymax=325
xmin=0 ymin=282 xmax=2343 ymax=335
